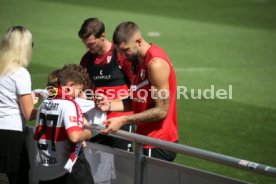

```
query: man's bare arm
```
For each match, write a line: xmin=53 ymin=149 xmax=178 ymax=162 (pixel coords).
xmin=125 ymin=57 xmax=170 ymax=124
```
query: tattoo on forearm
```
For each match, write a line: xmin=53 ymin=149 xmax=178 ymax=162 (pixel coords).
xmin=127 ymin=90 xmax=170 ymax=124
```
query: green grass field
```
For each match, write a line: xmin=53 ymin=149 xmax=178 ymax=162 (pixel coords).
xmin=1 ymin=0 xmax=276 ymax=183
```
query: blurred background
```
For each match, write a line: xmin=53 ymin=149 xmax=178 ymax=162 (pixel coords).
xmin=0 ymin=0 xmax=275 ymax=183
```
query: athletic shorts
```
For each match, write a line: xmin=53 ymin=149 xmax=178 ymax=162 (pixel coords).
xmin=143 ymin=141 xmax=178 ymax=162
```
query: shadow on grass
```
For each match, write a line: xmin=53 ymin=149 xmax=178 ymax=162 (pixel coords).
xmin=177 ymin=98 xmax=276 ymax=154
xmin=42 ymin=0 xmax=276 ymax=30
xmin=176 ymin=98 xmax=276 ymax=183
xmin=176 ymin=98 xmax=276 ymax=181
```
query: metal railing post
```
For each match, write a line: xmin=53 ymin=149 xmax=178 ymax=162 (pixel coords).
xmin=134 ymin=142 xmax=144 ymax=184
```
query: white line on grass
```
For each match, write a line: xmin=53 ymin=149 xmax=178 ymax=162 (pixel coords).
xmin=147 ymin=32 xmax=161 ymax=37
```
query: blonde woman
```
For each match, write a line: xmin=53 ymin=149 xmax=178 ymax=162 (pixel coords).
xmin=0 ymin=26 xmax=37 ymax=184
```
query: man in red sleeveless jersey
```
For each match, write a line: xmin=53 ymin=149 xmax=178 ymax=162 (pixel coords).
xmin=78 ymin=18 xmax=133 ymax=152
xmin=97 ymin=21 xmax=178 ymax=162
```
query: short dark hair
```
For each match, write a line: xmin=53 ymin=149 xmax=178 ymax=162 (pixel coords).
xmin=47 ymin=69 xmax=60 ymax=87
xmin=57 ymin=65 xmax=88 ymax=86
xmin=113 ymin=21 xmax=139 ymax=46
xmin=78 ymin=18 xmax=105 ymax=39
xmin=62 ymin=64 xmax=92 ymax=89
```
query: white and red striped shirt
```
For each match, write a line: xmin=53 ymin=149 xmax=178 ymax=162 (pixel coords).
xmin=34 ymin=88 xmax=84 ymax=181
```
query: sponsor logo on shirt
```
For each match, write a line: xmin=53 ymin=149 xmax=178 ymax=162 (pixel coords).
xmin=132 ymin=97 xmax=147 ymax=103
xmin=69 ymin=116 xmax=83 ymax=127
xmin=69 ymin=116 xmax=77 ymax=123
xmin=93 ymin=75 xmax=111 ymax=80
